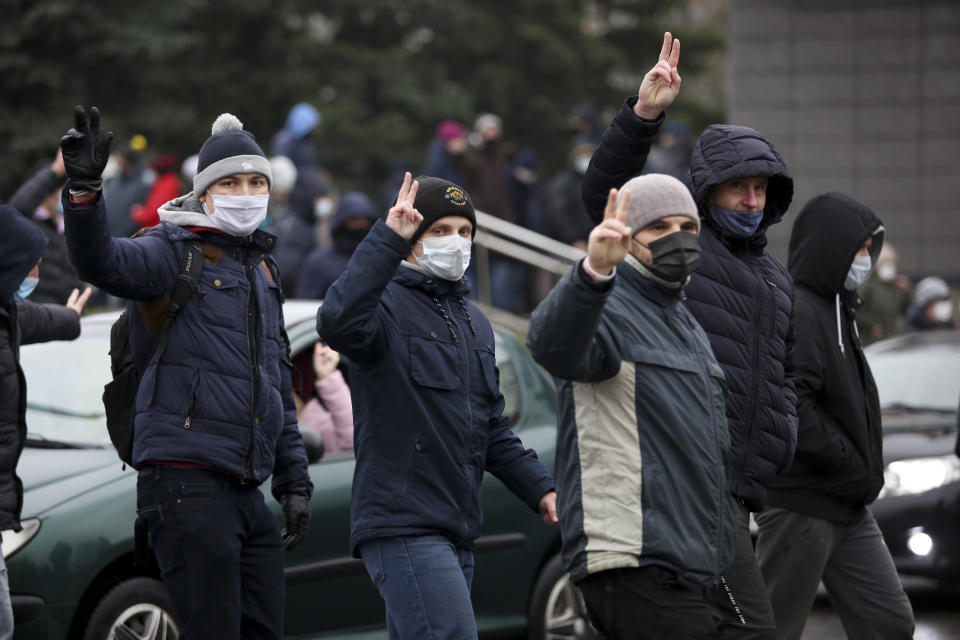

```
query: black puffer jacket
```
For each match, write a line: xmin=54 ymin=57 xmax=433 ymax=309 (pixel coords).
xmin=0 ymin=205 xmax=80 ymax=531
xmin=582 ymin=97 xmax=798 ymax=511
xmin=767 ymin=193 xmax=885 ymax=523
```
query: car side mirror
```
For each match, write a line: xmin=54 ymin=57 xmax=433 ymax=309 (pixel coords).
xmin=300 ymin=428 xmax=325 ymax=463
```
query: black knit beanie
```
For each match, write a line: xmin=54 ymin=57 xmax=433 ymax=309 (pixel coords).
xmin=411 ymin=176 xmax=477 ymax=241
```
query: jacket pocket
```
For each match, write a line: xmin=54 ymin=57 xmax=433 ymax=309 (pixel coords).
xmin=409 ymin=336 xmax=460 ymax=390
xmin=197 ymin=274 xmax=244 ymax=326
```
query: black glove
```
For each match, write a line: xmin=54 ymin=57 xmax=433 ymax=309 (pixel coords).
xmin=276 ymin=483 xmax=311 ymax=551
xmin=59 ymin=105 xmax=114 ymax=192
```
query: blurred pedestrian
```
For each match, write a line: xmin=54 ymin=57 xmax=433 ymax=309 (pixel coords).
xmin=318 ymin=173 xmax=557 ymax=640
xmin=0 ymin=205 xmax=90 ymax=640
xmin=424 ymin=119 xmax=468 ymax=186
xmin=271 ymin=169 xmax=332 ymax=297
xmin=903 ymin=276 xmax=954 ymax=332
xmin=567 ymin=103 xmax=602 ymax=146
xmin=642 ymin=121 xmax=692 ymax=180
xmin=102 ymin=145 xmax=149 ymax=237
xmin=266 ymin=155 xmax=298 ymax=225
xmin=131 ymin=152 xmax=181 ymax=229
xmin=295 ymin=191 xmax=378 ymax=300
xmin=297 ymin=342 xmax=353 ymax=454
xmin=756 ymin=192 xmax=915 ymax=640
xmin=270 ymin=102 xmax=322 ymax=170
xmin=527 ymin=176 xmax=736 ymax=639
xmin=581 ymin=32 xmax=797 ymax=638
xmin=856 ymin=242 xmax=912 ymax=344
xmin=540 ymin=142 xmax=597 ymax=251
xmin=8 ymin=151 xmax=85 ymax=304
xmin=60 ymin=106 xmax=312 ymax=640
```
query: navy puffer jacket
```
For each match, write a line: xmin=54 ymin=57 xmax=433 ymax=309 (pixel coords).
xmin=63 ymin=191 xmax=310 ymax=493
xmin=318 ymin=221 xmax=554 ymax=556
xmin=582 ymin=97 xmax=798 ymax=510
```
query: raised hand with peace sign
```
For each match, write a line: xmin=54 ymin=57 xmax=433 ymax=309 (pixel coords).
xmin=386 ymin=171 xmax=424 ymax=241
xmin=634 ymin=32 xmax=682 ymax=120
xmin=586 ymin=187 xmax=632 ymax=276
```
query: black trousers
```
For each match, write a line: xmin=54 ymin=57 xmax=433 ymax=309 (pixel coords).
xmin=136 ymin=465 xmax=285 ymax=640
xmin=577 ymin=565 xmax=721 ymax=640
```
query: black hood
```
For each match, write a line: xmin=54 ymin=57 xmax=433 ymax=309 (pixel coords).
xmin=688 ymin=125 xmax=793 ymax=247
xmin=0 ymin=204 xmax=48 ymax=303
xmin=288 ymin=170 xmax=331 ymax=223
xmin=788 ymin=192 xmax=884 ymax=298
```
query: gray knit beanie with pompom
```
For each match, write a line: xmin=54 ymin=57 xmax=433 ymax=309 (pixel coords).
xmin=192 ymin=113 xmax=273 ymax=196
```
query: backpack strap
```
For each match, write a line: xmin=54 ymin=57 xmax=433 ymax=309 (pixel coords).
xmin=146 ymin=239 xmax=204 ymax=405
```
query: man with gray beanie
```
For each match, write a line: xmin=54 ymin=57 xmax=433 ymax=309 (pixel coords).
xmin=60 ymin=106 xmax=311 ymax=639
xmin=527 ymin=174 xmax=736 ymax=639
xmin=318 ymin=172 xmax=557 ymax=639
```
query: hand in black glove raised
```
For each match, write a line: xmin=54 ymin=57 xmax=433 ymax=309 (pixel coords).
xmin=277 ymin=484 xmax=311 ymax=551
xmin=60 ymin=105 xmax=114 ymax=192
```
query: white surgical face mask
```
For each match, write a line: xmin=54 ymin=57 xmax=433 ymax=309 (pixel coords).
xmin=12 ymin=276 xmax=39 ymax=302
xmin=931 ymin=300 xmax=954 ymax=324
xmin=416 ymin=234 xmax=472 ymax=281
xmin=314 ymin=197 xmax=334 ymax=220
xmin=876 ymin=262 xmax=896 ymax=282
xmin=844 ymin=255 xmax=873 ymax=291
xmin=203 ymin=192 xmax=270 ymax=236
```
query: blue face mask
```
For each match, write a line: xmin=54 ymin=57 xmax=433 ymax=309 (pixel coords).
xmin=844 ymin=255 xmax=873 ymax=291
xmin=709 ymin=204 xmax=765 ymax=238
xmin=12 ymin=276 xmax=39 ymax=302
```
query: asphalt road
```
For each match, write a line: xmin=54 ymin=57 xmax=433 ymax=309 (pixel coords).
xmin=802 ymin=578 xmax=960 ymax=640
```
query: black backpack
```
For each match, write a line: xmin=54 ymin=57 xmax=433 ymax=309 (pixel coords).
xmin=102 ymin=240 xmax=203 ymax=467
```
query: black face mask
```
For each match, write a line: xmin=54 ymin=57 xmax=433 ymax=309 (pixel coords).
xmin=637 ymin=231 xmax=702 ymax=283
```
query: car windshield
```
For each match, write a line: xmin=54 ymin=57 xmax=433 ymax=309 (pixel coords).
xmin=867 ymin=345 xmax=960 ymax=414
xmin=22 ymin=321 xmax=112 ymax=446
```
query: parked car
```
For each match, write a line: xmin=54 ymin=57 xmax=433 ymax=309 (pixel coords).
xmin=867 ymin=330 xmax=960 ymax=586
xmin=7 ymin=301 xmax=594 ymax=639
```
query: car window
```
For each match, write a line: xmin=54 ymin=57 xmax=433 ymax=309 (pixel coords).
xmin=494 ymin=331 xmax=522 ymax=425
xmin=867 ymin=348 xmax=960 ymax=413
xmin=21 ymin=324 xmax=112 ymax=445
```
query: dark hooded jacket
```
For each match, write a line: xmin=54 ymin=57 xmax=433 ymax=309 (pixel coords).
xmin=271 ymin=170 xmax=330 ymax=297
xmin=766 ymin=193 xmax=885 ymax=523
xmin=295 ymin=192 xmax=379 ymax=300
xmin=0 ymin=205 xmax=80 ymax=531
xmin=582 ymin=97 xmax=798 ymax=511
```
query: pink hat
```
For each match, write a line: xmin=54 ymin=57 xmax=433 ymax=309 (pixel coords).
xmin=436 ymin=120 xmax=466 ymax=143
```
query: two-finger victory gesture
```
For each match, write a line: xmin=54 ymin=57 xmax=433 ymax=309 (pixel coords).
xmin=634 ymin=32 xmax=682 ymax=120
xmin=386 ymin=171 xmax=424 ymax=241
xmin=586 ymin=188 xmax=632 ymax=276
xmin=60 ymin=105 xmax=114 ymax=192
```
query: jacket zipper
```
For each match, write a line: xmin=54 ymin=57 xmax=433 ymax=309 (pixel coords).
xmin=735 ymin=267 xmax=769 ymax=478
xmin=447 ymin=298 xmax=472 ymax=541
xmin=242 ymin=261 xmax=260 ymax=482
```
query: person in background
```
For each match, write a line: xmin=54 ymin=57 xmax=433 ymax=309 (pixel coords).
xmin=424 ymin=119 xmax=468 ymax=186
xmin=903 ymin=276 xmax=954 ymax=332
xmin=0 ymin=205 xmax=91 ymax=639
xmin=581 ymin=32 xmax=797 ymax=638
xmin=318 ymin=172 xmax=557 ymax=640
xmin=271 ymin=168 xmax=332 ymax=298
xmin=8 ymin=150 xmax=85 ymax=304
xmin=266 ymin=155 xmax=298 ymax=226
xmin=856 ymin=242 xmax=912 ymax=344
xmin=642 ymin=121 xmax=692 ymax=181
xmin=270 ymin=102 xmax=322 ymax=170
xmin=756 ymin=192 xmax=914 ymax=640
xmin=131 ymin=152 xmax=181 ymax=229
xmin=540 ymin=142 xmax=597 ymax=251
xmin=295 ymin=191 xmax=379 ymax=300
xmin=297 ymin=342 xmax=353 ymax=454
xmin=567 ymin=103 xmax=602 ymax=146
xmin=102 ymin=144 xmax=150 ymax=238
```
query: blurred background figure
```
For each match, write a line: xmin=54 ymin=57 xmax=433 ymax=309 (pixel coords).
xmin=296 ymin=342 xmax=353 ymax=455
xmin=540 ymin=142 xmax=596 ymax=251
xmin=567 ymin=103 xmax=602 ymax=146
xmin=856 ymin=242 xmax=912 ymax=344
xmin=270 ymin=102 xmax=322 ymax=170
xmin=642 ymin=121 xmax=692 ymax=181
xmin=903 ymin=276 xmax=955 ymax=332
xmin=131 ymin=152 xmax=180 ymax=229
xmin=295 ymin=191 xmax=378 ymax=300
xmin=424 ymin=119 xmax=468 ymax=186
xmin=8 ymin=150 xmax=84 ymax=304
xmin=272 ymin=169 xmax=333 ymax=298
xmin=180 ymin=154 xmax=199 ymax=191
xmin=266 ymin=155 xmax=298 ymax=226
xmin=102 ymin=143 xmax=149 ymax=238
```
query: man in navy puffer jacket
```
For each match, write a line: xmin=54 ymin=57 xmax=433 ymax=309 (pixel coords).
xmin=581 ymin=33 xmax=797 ymax=639
xmin=61 ymin=106 xmax=311 ymax=640
xmin=319 ymin=172 xmax=557 ymax=640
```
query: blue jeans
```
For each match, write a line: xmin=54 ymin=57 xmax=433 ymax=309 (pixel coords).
xmin=136 ymin=465 xmax=285 ymax=640
xmin=359 ymin=535 xmax=477 ymax=640
xmin=0 ymin=547 xmax=11 ymax=640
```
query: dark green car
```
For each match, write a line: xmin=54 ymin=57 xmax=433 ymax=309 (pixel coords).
xmin=9 ymin=301 xmax=593 ymax=639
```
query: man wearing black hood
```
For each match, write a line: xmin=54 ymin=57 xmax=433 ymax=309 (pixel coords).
xmin=271 ymin=168 xmax=331 ymax=297
xmin=0 ymin=205 xmax=88 ymax=638
xmin=755 ymin=193 xmax=914 ymax=640
xmin=581 ymin=32 xmax=796 ymax=637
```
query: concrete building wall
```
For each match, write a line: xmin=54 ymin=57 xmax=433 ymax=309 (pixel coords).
xmin=728 ymin=0 xmax=960 ymax=280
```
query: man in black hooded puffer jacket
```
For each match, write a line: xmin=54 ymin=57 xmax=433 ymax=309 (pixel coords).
xmin=581 ymin=32 xmax=797 ymax=638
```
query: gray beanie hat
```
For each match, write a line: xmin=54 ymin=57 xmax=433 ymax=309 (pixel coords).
xmin=913 ymin=276 xmax=950 ymax=308
xmin=618 ymin=174 xmax=699 ymax=233
xmin=193 ymin=114 xmax=273 ymax=197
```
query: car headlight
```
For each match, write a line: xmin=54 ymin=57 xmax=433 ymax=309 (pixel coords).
xmin=0 ymin=518 xmax=41 ymax=559
xmin=879 ymin=455 xmax=960 ymax=499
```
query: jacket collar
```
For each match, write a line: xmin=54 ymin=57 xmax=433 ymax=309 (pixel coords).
xmin=620 ymin=256 xmax=686 ymax=307
xmin=393 ymin=262 xmax=471 ymax=297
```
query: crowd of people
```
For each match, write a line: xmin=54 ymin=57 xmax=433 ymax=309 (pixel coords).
xmin=2 ymin=27 xmax=959 ymax=640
